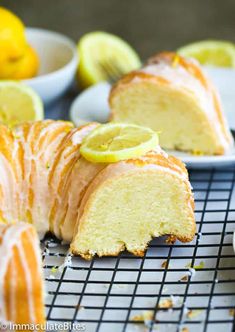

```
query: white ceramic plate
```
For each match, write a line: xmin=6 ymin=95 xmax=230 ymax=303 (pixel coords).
xmin=70 ymin=82 xmax=235 ymax=169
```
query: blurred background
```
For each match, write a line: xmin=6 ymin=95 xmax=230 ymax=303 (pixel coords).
xmin=2 ymin=0 xmax=235 ymax=59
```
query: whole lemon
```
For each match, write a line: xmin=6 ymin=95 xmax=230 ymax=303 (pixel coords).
xmin=0 ymin=7 xmax=27 ymax=63
xmin=0 ymin=44 xmax=39 ymax=79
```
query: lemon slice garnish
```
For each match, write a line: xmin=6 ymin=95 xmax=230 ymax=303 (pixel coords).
xmin=80 ymin=123 xmax=159 ymax=163
xmin=177 ymin=40 xmax=235 ymax=67
xmin=0 ymin=81 xmax=44 ymax=127
xmin=77 ymin=31 xmax=141 ymax=88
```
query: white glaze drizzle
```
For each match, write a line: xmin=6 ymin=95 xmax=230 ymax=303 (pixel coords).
xmin=0 ymin=154 xmax=17 ymax=222
xmin=0 ymin=223 xmax=31 ymax=320
xmin=0 ymin=223 xmax=43 ymax=325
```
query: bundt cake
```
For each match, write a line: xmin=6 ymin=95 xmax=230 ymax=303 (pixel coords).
xmin=0 ymin=120 xmax=195 ymax=259
xmin=0 ymin=222 xmax=45 ymax=328
xmin=71 ymin=148 xmax=195 ymax=259
xmin=109 ymin=51 xmax=233 ymax=155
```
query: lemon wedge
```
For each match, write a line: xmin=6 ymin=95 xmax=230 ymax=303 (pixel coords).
xmin=0 ymin=81 xmax=44 ymax=127
xmin=80 ymin=123 xmax=158 ymax=163
xmin=77 ymin=31 xmax=141 ymax=88
xmin=177 ymin=40 xmax=235 ymax=67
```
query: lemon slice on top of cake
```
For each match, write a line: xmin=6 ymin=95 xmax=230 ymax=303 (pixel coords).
xmin=70 ymin=123 xmax=195 ymax=259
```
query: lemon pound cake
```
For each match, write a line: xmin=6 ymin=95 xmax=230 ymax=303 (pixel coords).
xmin=0 ymin=120 xmax=101 ymax=241
xmin=71 ymin=149 xmax=195 ymax=259
xmin=0 ymin=222 xmax=45 ymax=329
xmin=109 ymin=51 xmax=233 ymax=155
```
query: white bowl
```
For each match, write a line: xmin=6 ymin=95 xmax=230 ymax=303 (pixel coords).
xmin=23 ymin=28 xmax=78 ymax=105
xmin=204 ymin=66 xmax=235 ymax=129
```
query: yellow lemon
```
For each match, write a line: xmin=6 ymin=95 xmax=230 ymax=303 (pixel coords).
xmin=178 ymin=40 xmax=235 ymax=67
xmin=0 ymin=44 xmax=39 ymax=79
xmin=0 ymin=7 xmax=27 ymax=63
xmin=77 ymin=31 xmax=141 ymax=88
xmin=0 ymin=81 xmax=44 ymax=127
xmin=80 ymin=123 xmax=158 ymax=163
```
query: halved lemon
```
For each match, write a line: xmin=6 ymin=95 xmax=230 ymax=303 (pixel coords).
xmin=77 ymin=31 xmax=141 ymax=88
xmin=177 ymin=40 xmax=235 ymax=67
xmin=0 ymin=81 xmax=44 ymax=127
xmin=80 ymin=123 xmax=159 ymax=163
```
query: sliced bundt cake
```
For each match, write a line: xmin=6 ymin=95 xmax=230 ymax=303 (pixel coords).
xmin=109 ymin=52 xmax=233 ymax=155
xmin=71 ymin=148 xmax=195 ymax=259
xmin=0 ymin=121 xmax=195 ymax=259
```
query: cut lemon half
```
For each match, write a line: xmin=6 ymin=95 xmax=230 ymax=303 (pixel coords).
xmin=77 ymin=31 xmax=141 ymax=88
xmin=0 ymin=81 xmax=44 ymax=127
xmin=177 ymin=40 xmax=235 ymax=67
xmin=80 ymin=123 xmax=159 ymax=163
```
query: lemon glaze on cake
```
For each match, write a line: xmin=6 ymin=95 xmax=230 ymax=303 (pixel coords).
xmin=0 ymin=223 xmax=45 ymax=328
xmin=109 ymin=52 xmax=233 ymax=155
xmin=0 ymin=121 xmax=195 ymax=259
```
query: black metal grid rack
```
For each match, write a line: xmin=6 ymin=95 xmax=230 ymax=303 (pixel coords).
xmin=42 ymin=168 xmax=235 ymax=332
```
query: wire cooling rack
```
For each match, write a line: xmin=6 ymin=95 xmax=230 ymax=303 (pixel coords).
xmin=42 ymin=168 xmax=235 ymax=332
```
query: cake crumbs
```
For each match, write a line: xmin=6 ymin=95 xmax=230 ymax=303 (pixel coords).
xmin=161 ymin=260 xmax=167 ymax=269
xmin=131 ymin=310 xmax=154 ymax=327
xmin=229 ymin=308 xmax=235 ymax=317
xmin=180 ymin=275 xmax=189 ymax=282
xmin=158 ymin=298 xmax=173 ymax=309
xmin=181 ymin=328 xmax=189 ymax=332
xmin=158 ymin=296 xmax=182 ymax=309
xmin=186 ymin=309 xmax=203 ymax=319
xmin=51 ymin=266 xmax=58 ymax=274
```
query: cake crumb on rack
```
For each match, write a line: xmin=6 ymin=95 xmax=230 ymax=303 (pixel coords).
xmin=131 ymin=310 xmax=154 ymax=328
xmin=229 ymin=309 xmax=235 ymax=317
xmin=180 ymin=275 xmax=189 ymax=282
xmin=186 ymin=309 xmax=203 ymax=319
xmin=158 ymin=298 xmax=173 ymax=309
xmin=181 ymin=327 xmax=189 ymax=332
xmin=161 ymin=260 xmax=167 ymax=268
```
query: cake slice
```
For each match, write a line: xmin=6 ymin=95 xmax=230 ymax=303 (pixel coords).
xmin=0 ymin=222 xmax=45 ymax=329
xmin=109 ymin=52 xmax=233 ymax=155
xmin=48 ymin=122 xmax=105 ymax=242
xmin=71 ymin=148 xmax=195 ymax=259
